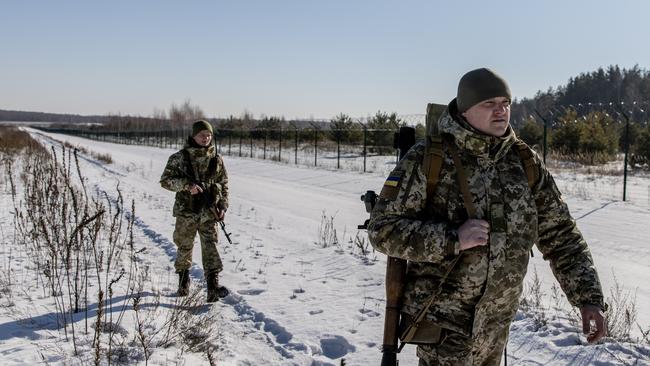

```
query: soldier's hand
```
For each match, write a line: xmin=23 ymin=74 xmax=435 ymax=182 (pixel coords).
xmin=581 ymin=304 xmax=607 ymax=343
xmin=188 ymin=183 xmax=203 ymax=195
xmin=458 ymin=219 xmax=490 ymax=251
xmin=215 ymin=209 xmax=226 ymax=222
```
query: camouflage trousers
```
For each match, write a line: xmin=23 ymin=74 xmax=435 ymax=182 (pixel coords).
xmin=417 ymin=325 xmax=509 ymax=366
xmin=173 ymin=215 xmax=223 ymax=275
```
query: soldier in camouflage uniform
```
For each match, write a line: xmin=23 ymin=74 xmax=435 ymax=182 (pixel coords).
xmin=160 ymin=120 xmax=229 ymax=302
xmin=368 ymin=68 xmax=607 ymax=365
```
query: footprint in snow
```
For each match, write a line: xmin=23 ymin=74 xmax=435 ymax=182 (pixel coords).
xmin=238 ymin=288 xmax=265 ymax=296
xmin=320 ymin=335 xmax=356 ymax=359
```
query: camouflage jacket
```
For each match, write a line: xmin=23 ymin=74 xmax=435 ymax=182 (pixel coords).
xmin=160 ymin=138 xmax=229 ymax=220
xmin=367 ymin=103 xmax=605 ymax=337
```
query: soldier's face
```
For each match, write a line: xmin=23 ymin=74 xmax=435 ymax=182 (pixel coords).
xmin=193 ymin=130 xmax=213 ymax=147
xmin=461 ymin=97 xmax=511 ymax=137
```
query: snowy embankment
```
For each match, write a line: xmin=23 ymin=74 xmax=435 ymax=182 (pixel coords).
xmin=0 ymin=128 xmax=649 ymax=365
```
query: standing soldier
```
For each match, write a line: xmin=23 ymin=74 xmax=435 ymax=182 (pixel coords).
xmin=160 ymin=119 xmax=229 ymax=302
xmin=368 ymin=68 xmax=607 ymax=365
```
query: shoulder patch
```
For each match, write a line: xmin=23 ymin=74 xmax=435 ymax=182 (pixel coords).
xmin=380 ymin=170 xmax=404 ymax=200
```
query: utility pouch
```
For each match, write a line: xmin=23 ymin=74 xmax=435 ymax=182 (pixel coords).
xmin=398 ymin=313 xmax=442 ymax=345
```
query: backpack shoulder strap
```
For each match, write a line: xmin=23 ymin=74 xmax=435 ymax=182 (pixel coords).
xmin=513 ymin=140 xmax=540 ymax=189
xmin=208 ymin=155 xmax=219 ymax=175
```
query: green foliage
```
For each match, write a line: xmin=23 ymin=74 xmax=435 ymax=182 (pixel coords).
xmin=632 ymin=123 xmax=650 ymax=167
xmin=511 ymin=65 xmax=650 ymax=124
xmin=551 ymin=109 xmax=619 ymax=163
xmin=619 ymin=121 xmax=640 ymax=152
xmin=578 ymin=111 xmax=618 ymax=156
xmin=517 ymin=117 xmax=544 ymax=147
xmin=551 ymin=109 xmax=581 ymax=155
xmin=329 ymin=113 xmax=362 ymax=144
xmin=252 ymin=116 xmax=285 ymax=139
xmin=366 ymin=111 xmax=404 ymax=130
xmin=366 ymin=111 xmax=404 ymax=153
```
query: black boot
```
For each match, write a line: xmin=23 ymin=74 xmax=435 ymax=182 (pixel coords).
xmin=206 ymin=272 xmax=229 ymax=303
xmin=177 ymin=269 xmax=190 ymax=297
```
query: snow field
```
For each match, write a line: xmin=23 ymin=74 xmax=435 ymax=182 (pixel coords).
xmin=0 ymin=128 xmax=648 ymax=365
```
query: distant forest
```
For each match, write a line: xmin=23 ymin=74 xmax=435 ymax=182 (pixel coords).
xmin=0 ymin=109 xmax=111 ymax=124
xmin=511 ymin=64 xmax=650 ymax=124
xmin=2 ymin=64 xmax=649 ymax=125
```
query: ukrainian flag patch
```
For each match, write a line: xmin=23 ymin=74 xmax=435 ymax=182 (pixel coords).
xmin=384 ymin=175 xmax=401 ymax=187
xmin=380 ymin=170 xmax=404 ymax=200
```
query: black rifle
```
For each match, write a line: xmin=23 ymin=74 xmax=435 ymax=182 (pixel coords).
xmin=180 ymin=150 xmax=234 ymax=245
xmin=218 ymin=220 xmax=233 ymax=245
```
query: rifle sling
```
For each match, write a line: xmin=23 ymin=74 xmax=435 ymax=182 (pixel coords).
xmin=181 ymin=148 xmax=201 ymax=184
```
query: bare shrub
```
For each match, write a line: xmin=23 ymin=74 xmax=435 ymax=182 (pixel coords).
xmin=317 ymin=211 xmax=339 ymax=248
xmin=519 ymin=267 xmax=547 ymax=330
xmin=353 ymin=231 xmax=371 ymax=257
xmin=7 ymin=138 xmax=139 ymax=361
xmin=606 ymin=273 xmax=637 ymax=342
xmin=91 ymin=151 xmax=113 ymax=164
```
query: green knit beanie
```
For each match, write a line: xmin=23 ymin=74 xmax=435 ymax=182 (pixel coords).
xmin=456 ymin=68 xmax=511 ymax=113
xmin=191 ymin=120 xmax=213 ymax=136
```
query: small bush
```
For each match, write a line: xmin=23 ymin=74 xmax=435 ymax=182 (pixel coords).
xmin=517 ymin=117 xmax=544 ymax=147
xmin=632 ymin=123 xmax=650 ymax=168
xmin=92 ymin=152 xmax=113 ymax=164
xmin=606 ymin=273 xmax=637 ymax=342
xmin=550 ymin=109 xmax=619 ymax=164
xmin=317 ymin=211 xmax=339 ymax=248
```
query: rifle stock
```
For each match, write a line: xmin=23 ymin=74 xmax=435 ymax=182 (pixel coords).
xmin=381 ymin=256 xmax=407 ymax=365
xmin=380 ymin=349 xmax=398 ymax=366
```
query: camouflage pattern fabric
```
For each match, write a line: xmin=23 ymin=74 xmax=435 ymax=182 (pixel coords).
xmin=160 ymin=138 xmax=229 ymax=220
xmin=416 ymin=325 xmax=507 ymax=365
xmin=173 ymin=215 xmax=223 ymax=274
xmin=160 ymin=138 xmax=229 ymax=274
xmin=368 ymin=100 xmax=605 ymax=365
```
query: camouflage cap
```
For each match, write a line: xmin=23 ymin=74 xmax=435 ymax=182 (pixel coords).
xmin=456 ymin=68 xmax=511 ymax=113
xmin=192 ymin=120 xmax=213 ymax=136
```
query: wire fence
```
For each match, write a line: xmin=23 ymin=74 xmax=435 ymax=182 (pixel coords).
xmin=511 ymin=102 xmax=650 ymax=205
xmin=34 ymin=103 xmax=650 ymax=205
xmin=36 ymin=126 xmax=404 ymax=175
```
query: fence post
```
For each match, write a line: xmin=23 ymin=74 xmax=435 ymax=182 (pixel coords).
xmin=279 ymin=128 xmax=283 ymax=162
xmin=313 ymin=126 xmax=318 ymax=167
xmin=620 ymin=106 xmax=631 ymax=202
xmin=337 ymin=134 xmax=341 ymax=169
xmin=264 ymin=130 xmax=267 ymax=160
xmin=239 ymin=128 xmax=243 ymax=157
xmin=250 ymin=133 xmax=253 ymax=158
xmin=363 ymin=125 xmax=368 ymax=173
xmin=228 ymin=132 xmax=232 ymax=155
xmin=294 ymin=128 xmax=298 ymax=165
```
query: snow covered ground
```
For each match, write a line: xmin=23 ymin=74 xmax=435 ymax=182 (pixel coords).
xmin=0 ymin=128 xmax=649 ymax=365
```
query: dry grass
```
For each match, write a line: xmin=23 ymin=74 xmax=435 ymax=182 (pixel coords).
xmin=0 ymin=126 xmax=49 ymax=156
xmin=2 ymin=131 xmax=217 ymax=363
xmin=519 ymin=267 xmax=643 ymax=344
xmin=62 ymin=140 xmax=113 ymax=164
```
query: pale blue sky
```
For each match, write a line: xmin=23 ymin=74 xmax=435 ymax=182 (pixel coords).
xmin=1 ymin=0 xmax=648 ymax=120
